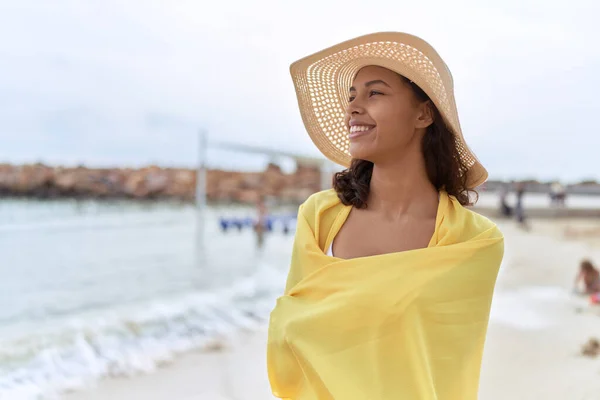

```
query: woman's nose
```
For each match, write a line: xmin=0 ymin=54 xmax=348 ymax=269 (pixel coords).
xmin=346 ymin=99 xmax=364 ymax=115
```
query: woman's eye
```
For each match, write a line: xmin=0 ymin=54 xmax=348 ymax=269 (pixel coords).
xmin=348 ymin=91 xmax=381 ymax=102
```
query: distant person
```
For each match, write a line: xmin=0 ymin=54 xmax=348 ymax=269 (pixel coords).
xmin=550 ymin=182 xmax=566 ymax=207
xmin=515 ymin=182 xmax=529 ymax=230
xmin=574 ymin=259 xmax=600 ymax=295
xmin=499 ymin=183 xmax=512 ymax=217
xmin=267 ymin=32 xmax=504 ymax=399
xmin=254 ymin=195 xmax=268 ymax=250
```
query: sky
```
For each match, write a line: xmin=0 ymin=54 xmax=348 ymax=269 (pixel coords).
xmin=0 ymin=0 xmax=598 ymax=181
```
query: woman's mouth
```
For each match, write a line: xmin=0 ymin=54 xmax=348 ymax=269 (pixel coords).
xmin=348 ymin=125 xmax=375 ymax=139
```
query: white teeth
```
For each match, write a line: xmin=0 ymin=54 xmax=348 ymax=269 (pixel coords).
xmin=349 ymin=125 xmax=373 ymax=133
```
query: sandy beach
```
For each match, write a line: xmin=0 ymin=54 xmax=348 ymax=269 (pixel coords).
xmin=64 ymin=216 xmax=600 ymax=400
xmin=63 ymin=330 xmax=273 ymax=400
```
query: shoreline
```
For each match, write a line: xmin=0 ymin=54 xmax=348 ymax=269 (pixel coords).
xmin=63 ymin=328 xmax=273 ymax=400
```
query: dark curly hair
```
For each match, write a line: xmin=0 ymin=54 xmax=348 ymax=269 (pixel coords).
xmin=333 ymin=75 xmax=476 ymax=208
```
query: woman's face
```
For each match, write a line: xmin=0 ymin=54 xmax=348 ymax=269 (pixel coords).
xmin=345 ymin=66 xmax=432 ymax=164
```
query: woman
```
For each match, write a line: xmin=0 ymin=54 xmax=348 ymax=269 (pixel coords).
xmin=268 ymin=32 xmax=504 ymax=399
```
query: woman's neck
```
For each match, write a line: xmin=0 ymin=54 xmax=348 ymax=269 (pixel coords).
xmin=367 ymin=153 xmax=438 ymax=220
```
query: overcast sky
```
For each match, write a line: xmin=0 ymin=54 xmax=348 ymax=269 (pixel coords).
xmin=0 ymin=0 xmax=598 ymax=181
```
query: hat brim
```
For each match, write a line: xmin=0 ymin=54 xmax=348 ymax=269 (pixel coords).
xmin=290 ymin=32 xmax=488 ymax=188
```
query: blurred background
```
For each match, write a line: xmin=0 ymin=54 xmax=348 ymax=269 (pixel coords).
xmin=1 ymin=0 xmax=600 ymax=399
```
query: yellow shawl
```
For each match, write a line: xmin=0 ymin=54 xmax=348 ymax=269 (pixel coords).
xmin=267 ymin=189 xmax=504 ymax=399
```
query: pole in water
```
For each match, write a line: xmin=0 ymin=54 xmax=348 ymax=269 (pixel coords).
xmin=196 ymin=129 xmax=208 ymax=267
xmin=320 ymin=160 xmax=334 ymax=191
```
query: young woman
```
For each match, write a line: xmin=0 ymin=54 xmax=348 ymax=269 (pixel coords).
xmin=267 ymin=32 xmax=504 ymax=399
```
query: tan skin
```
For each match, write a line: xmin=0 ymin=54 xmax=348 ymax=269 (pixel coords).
xmin=332 ymin=66 xmax=439 ymax=260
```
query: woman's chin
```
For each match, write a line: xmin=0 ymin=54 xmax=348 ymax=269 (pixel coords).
xmin=349 ymin=145 xmax=373 ymax=161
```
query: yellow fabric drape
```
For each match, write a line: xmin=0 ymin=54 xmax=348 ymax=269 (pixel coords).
xmin=267 ymin=189 xmax=504 ymax=400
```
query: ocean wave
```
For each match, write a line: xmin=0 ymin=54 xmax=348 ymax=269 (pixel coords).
xmin=0 ymin=262 xmax=286 ymax=400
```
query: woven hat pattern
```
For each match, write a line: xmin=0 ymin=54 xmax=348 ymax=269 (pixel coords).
xmin=290 ymin=32 xmax=487 ymax=187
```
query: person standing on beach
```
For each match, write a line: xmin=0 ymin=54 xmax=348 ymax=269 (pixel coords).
xmin=499 ymin=182 xmax=512 ymax=217
xmin=267 ymin=32 xmax=504 ymax=399
xmin=254 ymin=194 xmax=268 ymax=251
xmin=515 ymin=182 xmax=529 ymax=230
xmin=550 ymin=181 xmax=566 ymax=207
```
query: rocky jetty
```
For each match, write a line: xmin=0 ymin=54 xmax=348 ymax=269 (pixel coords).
xmin=0 ymin=163 xmax=323 ymax=204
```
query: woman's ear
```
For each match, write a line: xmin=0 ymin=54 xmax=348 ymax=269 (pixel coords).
xmin=415 ymin=101 xmax=434 ymax=129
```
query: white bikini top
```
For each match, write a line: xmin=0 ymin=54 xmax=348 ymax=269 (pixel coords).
xmin=327 ymin=241 xmax=334 ymax=257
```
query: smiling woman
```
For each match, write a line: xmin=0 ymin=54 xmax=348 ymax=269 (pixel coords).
xmin=336 ymin=65 xmax=472 ymax=208
xmin=268 ymin=32 xmax=504 ymax=400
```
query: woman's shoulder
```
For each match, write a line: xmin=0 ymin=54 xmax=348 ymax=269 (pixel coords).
xmin=444 ymin=193 xmax=504 ymax=240
xmin=298 ymin=189 xmax=342 ymax=219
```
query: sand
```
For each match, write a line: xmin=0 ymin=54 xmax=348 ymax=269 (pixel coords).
xmin=65 ymin=217 xmax=600 ymax=400
xmin=63 ymin=329 xmax=273 ymax=400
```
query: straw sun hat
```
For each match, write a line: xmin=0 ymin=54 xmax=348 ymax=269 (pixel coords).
xmin=290 ymin=32 xmax=487 ymax=188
